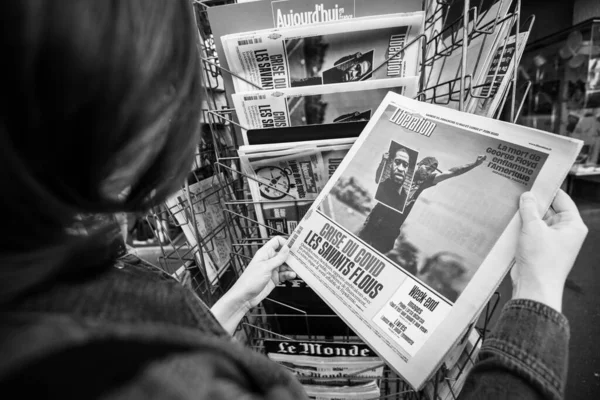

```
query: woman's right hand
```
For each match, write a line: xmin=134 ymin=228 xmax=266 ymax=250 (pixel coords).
xmin=512 ymin=190 xmax=588 ymax=312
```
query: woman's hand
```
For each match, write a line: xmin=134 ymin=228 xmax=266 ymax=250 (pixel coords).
xmin=231 ymin=236 xmax=296 ymax=309
xmin=210 ymin=236 xmax=296 ymax=334
xmin=512 ymin=190 xmax=588 ymax=312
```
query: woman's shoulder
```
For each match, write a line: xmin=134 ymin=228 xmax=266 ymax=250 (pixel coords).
xmin=0 ymin=311 xmax=307 ymax=400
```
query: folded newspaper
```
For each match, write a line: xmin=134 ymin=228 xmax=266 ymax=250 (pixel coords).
xmin=284 ymin=92 xmax=582 ymax=390
xmin=222 ymin=12 xmax=424 ymax=93
xmin=165 ymin=174 xmax=234 ymax=285
xmin=239 ymin=138 xmax=354 ymax=238
xmin=265 ymin=339 xmax=383 ymax=385
xmin=425 ymin=0 xmax=513 ymax=109
xmin=467 ymin=31 xmax=530 ymax=117
xmin=232 ymin=77 xmax=418 ymax=141
xmin=303 ymin=380 xmax=381 ymax=400
xmin=423 ymin=329 xmax=482 ymax=400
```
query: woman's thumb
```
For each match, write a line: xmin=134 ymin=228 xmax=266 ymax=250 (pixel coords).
xmin=519 ymin=192 xmax=541 ymax=225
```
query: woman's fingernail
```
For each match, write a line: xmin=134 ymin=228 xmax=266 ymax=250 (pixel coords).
xmin=521 ymin=192 xmax=535 ymax=203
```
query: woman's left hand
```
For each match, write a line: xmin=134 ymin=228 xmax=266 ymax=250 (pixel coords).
xmin=231 ymin=236 xmax=296 ymax=309
xmin=211 ymin=236 xmax=296 ymax=334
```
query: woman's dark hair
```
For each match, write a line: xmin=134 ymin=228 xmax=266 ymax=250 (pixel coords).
xmin=0 ymin=0 xmax=203 ymax=301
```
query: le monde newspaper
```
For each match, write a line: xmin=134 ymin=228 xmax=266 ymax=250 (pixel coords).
xmin=284 ymin=92 xmax=582 ymax=390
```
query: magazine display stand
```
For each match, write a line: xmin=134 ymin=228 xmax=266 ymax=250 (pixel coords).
xmin=144 ymin=1 xmax=536 ymax=398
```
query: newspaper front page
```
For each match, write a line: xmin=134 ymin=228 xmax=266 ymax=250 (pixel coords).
xmin=265 ymin=340 xmax=383 ymax=385
xmin=232 ymin=77 xmax=418 ymax=140
xmin=240 ymin=139 xmax=354 ymax=238
xmin=285 ymin=92 xmax=582 ymax=389
xmin=208 ymin=0 xmax=423 ymax=102
xmin=222 ymin=12 xmax=423 ymax=93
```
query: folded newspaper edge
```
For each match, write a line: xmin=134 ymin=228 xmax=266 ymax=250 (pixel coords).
xmin=303 ymin=380 xmax=381 ymax=399
xmin=466 ymin=31 xmax=530 ymax=117
xmin=283 ymin=91 xmax=582 ymax=390
xmin=423 ymin=328 xmax=482 ymax=400
xmin=232 ymin=77 xmax=419 ymax=143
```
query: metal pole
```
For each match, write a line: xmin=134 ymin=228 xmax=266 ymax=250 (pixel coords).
xmin=510 ymin=0 xmax=522 ymax=122
xmin=459 ymin=0 xmax=471 ymax=111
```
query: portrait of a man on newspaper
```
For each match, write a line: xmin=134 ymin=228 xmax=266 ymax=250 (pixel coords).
xmin=290 ymin=50 xmax=375 ymax=87
xmin=358 ymin=140 xmax=487 ymax=257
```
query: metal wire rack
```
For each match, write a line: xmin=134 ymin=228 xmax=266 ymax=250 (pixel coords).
xmin=141 ymin=0 xmax=535 ymax=398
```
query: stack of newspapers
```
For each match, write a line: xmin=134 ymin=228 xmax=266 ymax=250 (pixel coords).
xmin=214 ymin=3 xmax=425 ymax=398
xmin=219 ymin=8 xmax=424 ymax=144
xmin=423 ymin=0 xmax=529 ymax=118
xmin=219 ymin=3 xmax=426 ymax=243
xmin=205 ymin=0 xmax=581 ymax=398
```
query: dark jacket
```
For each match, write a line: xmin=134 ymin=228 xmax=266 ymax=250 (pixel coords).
xmin=0 ymin=259 xmax=569 ymax=399
xmin=0 ymin=260 xmax=307 ymax=399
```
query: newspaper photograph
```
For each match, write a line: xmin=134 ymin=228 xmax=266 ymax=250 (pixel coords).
xmin=468 ymin=32 xmax=530 ymax=117
xmin=222 ymin=12 xmax=423 ymax=92
xmin=233 ymin=77 xmax=418 ymax=136
xmin=285 ymin=92 xmax=582 ymax=389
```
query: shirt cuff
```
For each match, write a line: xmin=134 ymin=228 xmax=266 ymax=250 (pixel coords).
xmin=480 ymin=299 xmax=570 ymax=400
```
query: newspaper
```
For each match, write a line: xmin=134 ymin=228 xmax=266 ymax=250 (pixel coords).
xmin=284 ymin=92 xmax=582 ymax=389
xmin=165 ymin=174 xmax=233 ymax=284
xmin=423 ymin=0 xmax=444 ymax=83
xmin=242 ymin=148 xmax=327 ymax=202
xmin=265 ymin=339 xmax=383 ymax=384
xmin=208 ymin=0 xmax=423 ymax=102
xmin=303 ymin=380 xmax=381 ymax=400
xmin=232 ymin=77 xmax=419 ymax=141
xmin=425 ymin=0 xmax=513 ymax=109
xmin=239 ymin=139 xmax=354 ymax=238
xmin=423 ymin=329 xmax=482 ymax=400
xmin=222 ymin=12 xmax=424 ymax=93
xmin=245 ymin=121 xmax=367 ymax=145
xmin=467 ymin=32 xmax=530 ymax=117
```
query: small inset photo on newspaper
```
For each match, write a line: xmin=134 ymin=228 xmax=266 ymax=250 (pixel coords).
xmin=322 ymin=50 xmax=375 ymax=83
xmin=373 ymin=140 xmax=418 ymax=215
xmin=286 ymin=32 xmax=378 ymax=87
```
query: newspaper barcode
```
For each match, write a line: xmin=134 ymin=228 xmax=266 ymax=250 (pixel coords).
xmin=288 ymin=232 xmax=299 ymax=249
xmin=243 ymin=94 xmax=267 ymax=101
xmin=237 ymin=37 xmax=263 ymax=46
xmin=287 ymin=225 xmax=302 ymax=248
